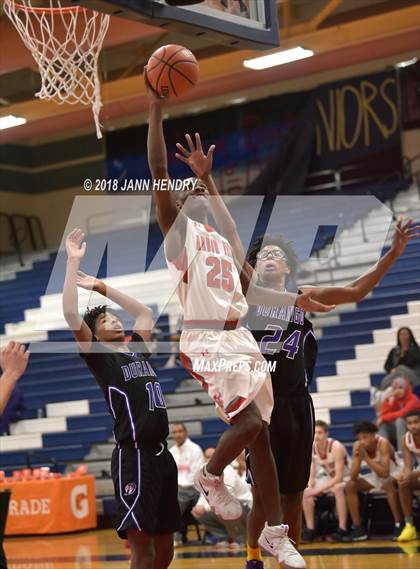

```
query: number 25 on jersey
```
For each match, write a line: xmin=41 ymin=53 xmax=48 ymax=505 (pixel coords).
xmin=206 ymin=256 xmax=234 ymax=292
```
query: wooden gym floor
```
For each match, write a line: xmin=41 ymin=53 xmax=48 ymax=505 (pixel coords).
xmin=4 ymin=529 xmax=420 ymax=569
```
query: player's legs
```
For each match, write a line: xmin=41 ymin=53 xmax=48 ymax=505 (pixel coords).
xmin=382 ymin=476 xmax=403 ymax=523
xmin=247 ymin=486 xmax=265 ymax=566
xmin=247 ymin=470 xmax=306 ymax=568
xmin=246 ymin=427 xmax=306 ymax=568
xmin=344 ymin=478 xmax=373 ymax=526
xmin=397 ymin=474 xmax=420 ymax=541
xmin=206 ymin=401 xmax=264 ymax=476
xmin=273 ymin=394 xmax=314 ymax=544
xmin=398 ymin=474 xmax=420 ymax=519
xmin=126 ymin=531 xmax=173 ymax=569
xmin=127 ymin=530 xmax=156 ymax=569
xmin=281 ymin=491 xmax=304 ymax=544
xmin=332 ymin=481 xmax=348 ymax=531
xmin=302 ymin=489 xmax=317 ymax=531
xmin=248 ymin=422 xmax=282 ymax=526
xmin=153 ymin=534 xmax=174 ymax=569
xmin=196 ymin=402 xmax=265 ymax=521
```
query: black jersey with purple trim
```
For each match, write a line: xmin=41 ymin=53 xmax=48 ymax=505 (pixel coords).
xmin=80 ymin=333 xmax=169 ymax=446
xmin=244 ymin=300 xmax=317 ymax=398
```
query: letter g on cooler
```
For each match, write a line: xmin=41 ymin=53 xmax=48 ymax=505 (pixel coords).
xmin=70 ymin=484 xmax=89 ymax=519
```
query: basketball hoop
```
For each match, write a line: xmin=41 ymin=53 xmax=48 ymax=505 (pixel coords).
xmin=4 ymin=0 xmax=111 ymax=138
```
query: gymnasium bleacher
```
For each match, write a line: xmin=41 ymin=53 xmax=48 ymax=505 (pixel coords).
xmin=0 ymin=184 xmax=419 ymax=516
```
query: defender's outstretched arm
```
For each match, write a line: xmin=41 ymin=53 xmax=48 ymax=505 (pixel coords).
xmin=76 ymin=271 xmax=153 ymax=342
xmin=62 ymin=229 xmax=93 ymax=351
xmin=300 ymin=217 xmax=419 ymax=305
xmin=175 ymin=133 xmax=335 ymax=314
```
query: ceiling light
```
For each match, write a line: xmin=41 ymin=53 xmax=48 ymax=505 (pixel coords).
xmin=395 ymin=57 xmax=418 ymax=69
xmin=230 ymin=97 xmax=247 ymax=105
xmin=0 ymin=114 xmax=26 ymax=130
xmin=190 ymin=106 xmax=207 ymax=114
xmin=243 ymin=47 xmax=314 ymax=70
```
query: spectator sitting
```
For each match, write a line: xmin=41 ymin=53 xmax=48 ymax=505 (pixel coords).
xmin=395 ymin=410 xmax=420 ymax=542
xmin=373 ymin=328 xmax=420 ymax=410
xmin=192 ymin=449 xmax=252 ymax=547
xmin=343 ymin=421 xmax=403 ymax=542
xmin=0 ymin=386 xmax=25 ymax=436
xmin=302 ymin=420 xmax=350 ymax=543
xmin=163 ymin=314 xmax=183 ymax=369
xmin=385 ymin=327 xmax=420 ymax=379
xmin=169 ymin=422 xmax=204 ymax=545
xmin=377 ymin=377 xmax=420 ymax=451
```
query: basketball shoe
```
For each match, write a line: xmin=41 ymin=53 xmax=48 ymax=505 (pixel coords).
xmin=194 ymin=466 xmax=242 ymax=520
xmin=258 ymin=523 xmax=306 ymax=568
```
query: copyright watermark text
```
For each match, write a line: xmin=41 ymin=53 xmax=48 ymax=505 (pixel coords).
xmin=83 ymin=178 xmax=198 ymax=192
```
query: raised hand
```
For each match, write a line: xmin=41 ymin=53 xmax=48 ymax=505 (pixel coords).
xmin=0 ymin=341 xmax=30 ymax=378
xmin=175 ymin=133 xmax=216 ymax=179
xmin=391 ymin=216 xmax=420 ymax=257
xmin=76 ymin=270 xmax=98 ymax=291
xmin=65 ymin=228 xmax=86 ymax=260
xmin=296 ymin=290 xmax=335 ymax=313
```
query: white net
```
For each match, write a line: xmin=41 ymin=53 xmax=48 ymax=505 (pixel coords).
xmin=4 ymin=0 xmax=111 ymax=138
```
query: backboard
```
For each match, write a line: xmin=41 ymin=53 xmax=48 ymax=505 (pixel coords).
xmin=74 ymin=0 xmax=280 ymax=49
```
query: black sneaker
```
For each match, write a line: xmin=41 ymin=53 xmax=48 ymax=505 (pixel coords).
xmin=301 ymin=528 xmax=317 ymax=543
xmin=392 ymin=524 xmax=404 ymax=541
xmin=342 ymin=526 xmax=368 ymax=542
xmin=329 ymin=528 xmax=348 ymax=542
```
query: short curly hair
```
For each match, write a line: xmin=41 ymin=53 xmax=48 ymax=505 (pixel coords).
xmin=247 ymin=234 xmax=299 ymax=284
xmin=83 ymin=305 xmax=121 ymax=334
xmin=352 ymin=421 xmax=378 ymax=435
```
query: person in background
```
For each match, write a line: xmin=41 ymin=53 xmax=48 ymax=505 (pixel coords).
xmin=395 ymin=410 xmax=420 ymax=542
xmin=0 ymin=341 xmax=30 ymax=569
xmin=193 ymin=448 xmax=252 ymax=547
xmin=384 ymin=328 xmax=420 ymax=380
xmin=163 ymin=314 xmax=183 ymax=369
xmin=302 ymin=421 xmax=350 ymax=543
xmin=377 ymin=377 xmax=420 ymax=451
xmin=343 ymin=421 xmax=403 ymax=542
xmin=0 ymin=385 xmax=25 ymax=435
xmin=169 ymin=423 xmax=205 ymax=545
xmin=372 ymin=328 xmax=420 ymax=412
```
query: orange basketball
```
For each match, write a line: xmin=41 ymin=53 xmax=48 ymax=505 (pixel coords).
xmin=146 ymin=44 xmax=199 ymax=98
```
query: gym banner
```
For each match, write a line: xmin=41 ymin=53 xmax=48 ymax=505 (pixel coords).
xmin=4 ymin=476 xmax=97 ymax=535
xmin=312 ymin=69 xmax=400 ymax=170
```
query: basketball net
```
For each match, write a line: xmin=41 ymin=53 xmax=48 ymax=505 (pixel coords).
xmin=4 ymin=0 xmax=110 ymax=138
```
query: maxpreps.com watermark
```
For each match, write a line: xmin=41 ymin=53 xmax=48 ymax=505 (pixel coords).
xmin=83 ymin=178 xmax=198 ymax=192
xmin=192 ymin=358 xmax=277 ymax=374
